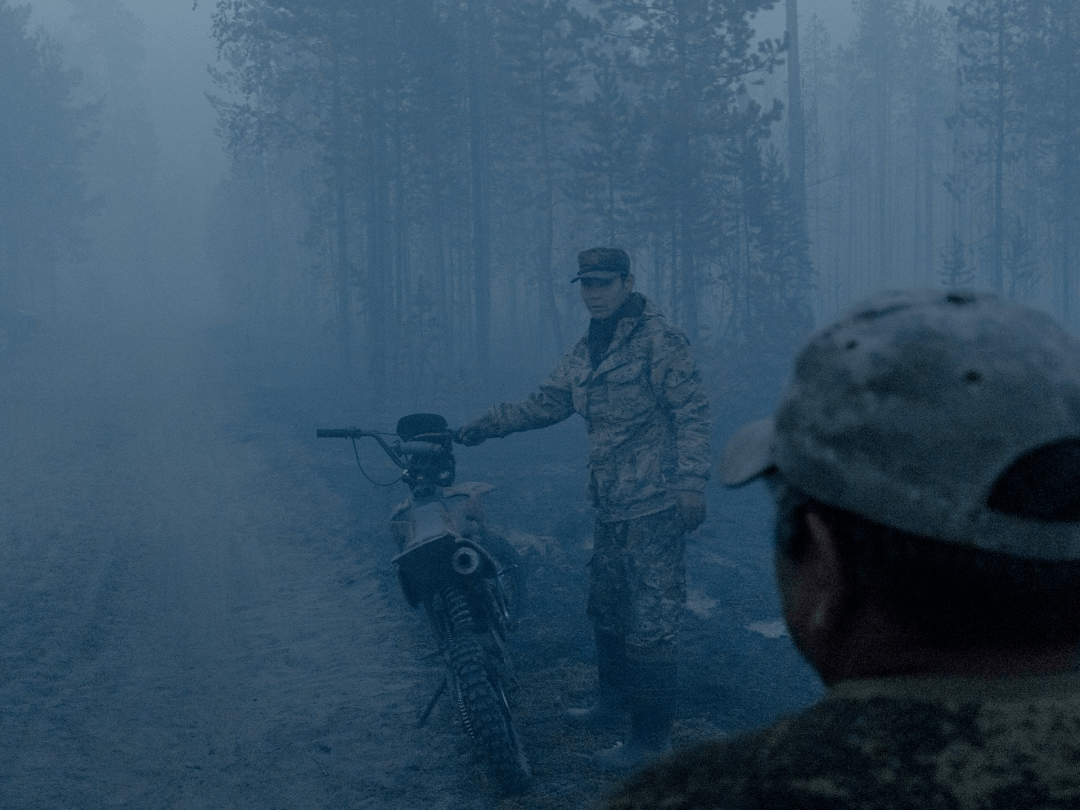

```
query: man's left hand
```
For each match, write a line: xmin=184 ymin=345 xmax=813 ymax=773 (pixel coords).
xmin=677 ymin=491 xmax=706 ymax=532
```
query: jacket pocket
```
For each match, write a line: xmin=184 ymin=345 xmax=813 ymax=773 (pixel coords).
xmin=597 ymin=359 xmax=652 ymax=420
xmin=602 ymin=358 xmax=646 ymax=385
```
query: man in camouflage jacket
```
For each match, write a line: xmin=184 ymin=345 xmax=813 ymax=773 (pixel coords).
xmin=457 ymin=247 xmax=711 ymax=770
xmin=606 ymin=290 xmax=1080 ymax=809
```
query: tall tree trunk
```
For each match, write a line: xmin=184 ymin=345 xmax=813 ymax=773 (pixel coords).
xmin=673 ymin=2 xmax=698 ymax=341
xmin=992 ymin=0 xmax=1006 ymax=293
xmin=1061 ymin=149 xmax=1077 ymax=323
xmin=328 ymin=29 xmax=353 ymax=387
xmin=1063 ymin=224 xmax=1072 ymax=324
xmin=537 ymin=53 xmax=565 ymax=359
xmin=366 ymin=6 xmax=390 ymax=395
xmin=786 ymin=0 xmax=807 ymax=229
xmin=924 ymin=129 xmax=936 ymax=284
xmin=874 ymin=81 xmax=893 ymax=284
xmin=914 ymin=75 xmax=936 ymax=284
xmin=467 ymin=0 xmax=491 ymax=374
xmin=679 ymin=227 xmax=699 ymax=341
xmin=393 ymin=115 xmax=408 ymax=359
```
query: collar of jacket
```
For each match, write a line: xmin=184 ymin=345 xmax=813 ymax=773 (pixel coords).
xmin=587 ymin=292 xmax=649 ymax=373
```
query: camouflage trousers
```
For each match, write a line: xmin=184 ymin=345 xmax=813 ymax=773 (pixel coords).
xmin=586 ymin=506 xmax=686 ymax=664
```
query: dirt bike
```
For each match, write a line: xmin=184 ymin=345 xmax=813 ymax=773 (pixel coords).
xmin=317 ymin=413 xmax=530 ymax=793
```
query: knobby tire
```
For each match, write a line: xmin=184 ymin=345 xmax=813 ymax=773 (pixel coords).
xmin=443 ymin=588 xmax=530 ymax=793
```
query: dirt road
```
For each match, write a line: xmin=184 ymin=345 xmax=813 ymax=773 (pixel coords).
xmin=0 ymin=314 xmax=477 ymax=809
xmin=0 ymin=311 xmax=820 ymax=809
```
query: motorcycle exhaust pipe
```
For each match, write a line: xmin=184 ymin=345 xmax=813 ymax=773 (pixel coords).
xmin=451 ymin=545 xmax=481 ymax=576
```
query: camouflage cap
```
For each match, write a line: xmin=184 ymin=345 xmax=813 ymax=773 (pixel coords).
xmin=721 ymin=289 xmax=1080 ymax=560
xmin=572 ymin=247 xmax=630 ymax=282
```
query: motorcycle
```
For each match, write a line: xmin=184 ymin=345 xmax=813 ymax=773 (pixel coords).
xmin=317 ymin=413 xmax=530 ymax=793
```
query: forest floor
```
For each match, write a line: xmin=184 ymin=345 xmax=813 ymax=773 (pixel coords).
xmin=0 ymin=306 xmax=821 ymax=810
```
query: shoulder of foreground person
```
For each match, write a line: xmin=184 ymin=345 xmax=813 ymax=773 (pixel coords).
xmin=601 ymin=730 xmax=763 ymax=810
xmin=603 ymin=672 xmax=1080 ymax=810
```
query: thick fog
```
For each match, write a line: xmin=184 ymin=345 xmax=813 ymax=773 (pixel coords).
xmin=0 ymin=0 xmax=1070 ymax=807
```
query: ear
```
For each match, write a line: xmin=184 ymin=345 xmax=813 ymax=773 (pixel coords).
xmin=624 ymin=273 xmax=635 ymax=292
xmin=801 ymin=511 xmax=848 ymax=625
xmin=786 ymin=510 xmax=851 ymax=677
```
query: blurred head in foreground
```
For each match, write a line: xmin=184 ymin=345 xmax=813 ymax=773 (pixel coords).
xmin=721 ymin=289 xmax=1080 ymax=683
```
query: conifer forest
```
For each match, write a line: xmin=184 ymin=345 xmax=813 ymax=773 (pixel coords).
xmin=4 ymin=0 xmax=1080 ymax=399
xmin=202 ymin=0 xmax=1080 ymax=403
xmin=3 ymin=1 xmax=1080 ymax=807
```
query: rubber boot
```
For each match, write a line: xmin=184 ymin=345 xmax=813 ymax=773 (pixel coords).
xmin=592 ymin=657 xmax=676 ymax=772
xmin=565 ymin=630 xmax=629 ymax=729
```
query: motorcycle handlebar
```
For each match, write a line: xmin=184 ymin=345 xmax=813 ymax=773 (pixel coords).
xmin=316 ymin=428 xmax=359 ymax=439
xmin=317 ymin=427 xmax=405 ymax=467
xmin=316 ymin=428 xmax=453 ymax=469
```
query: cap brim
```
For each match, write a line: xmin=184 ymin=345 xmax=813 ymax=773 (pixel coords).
xmin=571 ymin=270 xmax=625 ymax=282
xmin=720 ymin=418 xmax=776 ymax=486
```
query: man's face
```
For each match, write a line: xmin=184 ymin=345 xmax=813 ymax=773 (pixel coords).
xmin=579 ymin=273 xmax=633 ymax=320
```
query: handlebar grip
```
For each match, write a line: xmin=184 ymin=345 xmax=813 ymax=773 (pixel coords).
xmin=316 ymin=429 xmax=353 ymax=438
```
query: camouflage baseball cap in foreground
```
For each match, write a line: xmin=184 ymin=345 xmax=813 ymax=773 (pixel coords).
xmin=572 ymin=247 xmax=630 ymax=281
xmin=720 ymin=289 xmax=1080 ymax=561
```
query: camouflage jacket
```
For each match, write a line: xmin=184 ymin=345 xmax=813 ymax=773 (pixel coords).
xmin=476 ymin=294 xmax=710 ymax=522
xmin=605 ymin=671 xmax=1080 ymax=809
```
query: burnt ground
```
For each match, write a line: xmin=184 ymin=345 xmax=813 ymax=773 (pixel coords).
xmin=0 ymin=309 xmax=822 ymax=810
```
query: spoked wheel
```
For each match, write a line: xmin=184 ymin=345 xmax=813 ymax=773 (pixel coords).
xmin=443 ymin=588 xmax=530 ymax=793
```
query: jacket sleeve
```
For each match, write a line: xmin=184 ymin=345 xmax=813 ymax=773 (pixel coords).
xmin=653 ymin=330 xmax=711 ymax=492
xmin=475 ymin=350 xmax=578 ymax=439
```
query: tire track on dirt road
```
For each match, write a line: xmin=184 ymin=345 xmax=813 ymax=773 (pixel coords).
xmin=0 ymin=317 xmax=476 ymax=809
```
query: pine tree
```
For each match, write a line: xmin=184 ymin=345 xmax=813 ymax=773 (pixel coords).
xmin=1023 ymin=0 xmax=1080 ymax=320
xmin=851 ymin=0 xmax=908 ymax=285
xmin=904 ymin=0 xmax=949 ymax=284
xmin=211 ymin=0 xmax=376 ymax=387
xmin=785 ymin=0 xmax=807 ymax=231
xmin=594 ymin=0 xmax=785 ymax=342
xmin=566 ymin=59 xmax=642 ymax=248
xmin=940 ymin=231 xmax=975 ymax=287
xmin=496 ymin=0 xmax=594 ymax=360
xmin=0 ymin=1 xmax=97 ymax=314
xmin=949 ymin=0 xmax=1030 ymax=293
xmin=1003 ymin=214 xmax=1038 ymax=300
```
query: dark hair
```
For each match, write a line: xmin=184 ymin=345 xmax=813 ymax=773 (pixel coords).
xmin=986 ymin=439 xmax=1080 ymax=521
xmin=773 ymin=463 xmax=1080 ymax=648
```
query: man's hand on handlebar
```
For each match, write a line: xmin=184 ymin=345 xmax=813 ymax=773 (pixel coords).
xmin=454 ymin=425 xmax=487 ymax=447
xmin=455 ymin=413 xmax=498 ymax=447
